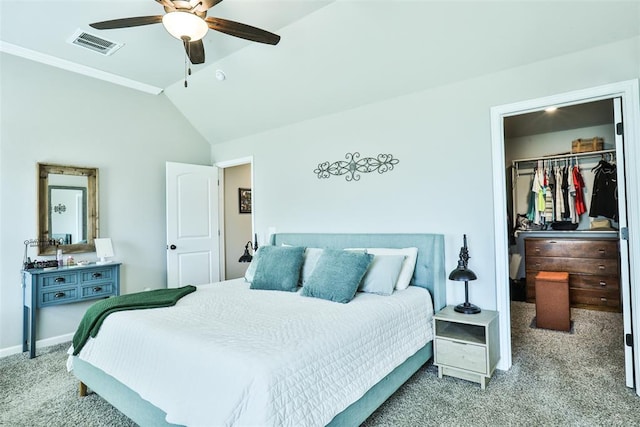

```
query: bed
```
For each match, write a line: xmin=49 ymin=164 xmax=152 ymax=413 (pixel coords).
xmin=68 ymin=233 xmax=446 ymax=426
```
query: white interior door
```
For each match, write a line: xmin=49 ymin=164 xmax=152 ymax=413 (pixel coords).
xmin=166 ymin=162 xmax=220 ymax=288
xmin=614 ymin=97 xmax=636 ymax=388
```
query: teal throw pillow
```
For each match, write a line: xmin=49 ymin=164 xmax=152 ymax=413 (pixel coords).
xmin=250 ymin=246 xmax=305 ymax=292
xmin=302 ymin=249 xmax=374 ymax=303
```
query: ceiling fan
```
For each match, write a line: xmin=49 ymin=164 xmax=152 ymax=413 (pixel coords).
xmin=89 ymin=0 xmax=281 ymax=65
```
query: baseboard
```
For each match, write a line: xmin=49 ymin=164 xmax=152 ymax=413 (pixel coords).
xmin=0 ymin=333 xmax=73 ymax=358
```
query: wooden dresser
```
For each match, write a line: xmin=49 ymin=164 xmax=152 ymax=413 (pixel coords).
xmin=524 ymin=238 xmax=620 ymax=312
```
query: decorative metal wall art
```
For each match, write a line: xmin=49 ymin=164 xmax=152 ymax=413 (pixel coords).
xmin=314 ymin=152 xmax=399 ymax=182
xmin=54 ymin=203 xmax=67 ymax=214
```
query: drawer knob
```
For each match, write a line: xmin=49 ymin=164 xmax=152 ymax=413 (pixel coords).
xmin=534 ymin=248 xmax=540 ymax=253
xmin=93 ymin=286 xmax=103 ymax=292
xmin=601 ymin=297 xmax=608 ymax=302
xmin=598 ymin=265 xmax=606 ymax=270
xmin=92 ymin=272 xmax=103 ymax=279
xmin=54 ymin=292 xmax=65 ymax=299
xmin=599 ymin=249 xmax=606 ymax=255
xmin=54 ymin=277 xmax=65 ymax=283
xmin=599 ymin=281 xmax=607 ymax=287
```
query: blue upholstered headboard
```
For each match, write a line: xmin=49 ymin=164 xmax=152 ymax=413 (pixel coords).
xmin=269 ymin=233 xmax=446 ymax=310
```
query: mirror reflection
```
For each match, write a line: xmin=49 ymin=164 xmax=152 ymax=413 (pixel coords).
xmin=38 ymin=163 xmax=98 ymax=255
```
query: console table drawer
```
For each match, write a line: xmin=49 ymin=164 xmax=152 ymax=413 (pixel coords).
xmin=81 ymin=283 xmax=115 ymax=298
xmin=40 ymin=272 xmax=79 ymax=288
xmin=435 ymin=338 xmax=486 ymax=373
xmin=41 ymin=287 xmax=78 ymax=306
xmin=81 ymin=268 xmax=116 ymax=283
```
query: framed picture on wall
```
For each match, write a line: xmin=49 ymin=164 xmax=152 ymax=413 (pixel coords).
xmin=239 ymin=188 xmax=252 ymax=214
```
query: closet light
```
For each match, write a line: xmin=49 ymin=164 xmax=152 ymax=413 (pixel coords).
xmin=545 ymin=106 xmax=558 ymax=113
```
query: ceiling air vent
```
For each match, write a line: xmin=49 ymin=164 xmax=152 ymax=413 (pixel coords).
xmin=68 ymin=29 xmax=124 ymax=56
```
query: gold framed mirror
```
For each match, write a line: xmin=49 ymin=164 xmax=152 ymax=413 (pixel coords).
xmin=38 ymin=163 xmax=99 ymax=255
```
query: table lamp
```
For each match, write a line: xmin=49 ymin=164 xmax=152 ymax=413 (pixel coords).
xmin=449 ymin=234 xmax=481 ymax=314
xmin=238 ymin=234 xmax=259 ymax=263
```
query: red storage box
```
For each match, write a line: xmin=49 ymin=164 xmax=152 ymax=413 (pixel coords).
xmin=535 ymin=271 xmax=570 ymax=331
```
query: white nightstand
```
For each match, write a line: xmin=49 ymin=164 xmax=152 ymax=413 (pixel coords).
xmin=433 ymin=305 xmax=500 ymax=389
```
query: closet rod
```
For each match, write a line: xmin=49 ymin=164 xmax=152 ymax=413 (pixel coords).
xmin=512 ymin=148 xmax=615 ymax=166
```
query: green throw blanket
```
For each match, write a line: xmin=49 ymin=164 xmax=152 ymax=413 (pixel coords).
xmin=72 ymin=285 xmax=196 ymax=355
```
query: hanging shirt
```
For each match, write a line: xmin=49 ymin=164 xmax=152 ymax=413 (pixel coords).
xmin=544 ymin=167 xmax=554 ymax=223
xmin=589 ymin=160 xmax=618 ymax=221
xmin=573 ymin=165 xmax=587 ymax=217
xmin=532 ymin=168 xmax=545 ymax=224
xmin=561 ymin=166 xmax=571 ymax=219
xmin=555 ymin=167 xmax=564 ymax=221
xmin=568 ymin=166 xmax=577 ymax=223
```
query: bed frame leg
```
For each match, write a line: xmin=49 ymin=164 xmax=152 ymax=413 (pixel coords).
xmin=79 ymin=381 xmax=87 ymax=397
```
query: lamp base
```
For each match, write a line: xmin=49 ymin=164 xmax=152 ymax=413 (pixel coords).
xmin=454 ymin=302 xmax=481 ymax=314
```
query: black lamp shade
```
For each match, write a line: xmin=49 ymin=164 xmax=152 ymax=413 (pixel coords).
xmin=448 ymin=260 xmax=477 ymax=282
xmin=238 ymin=242 xmax=253 ymax=263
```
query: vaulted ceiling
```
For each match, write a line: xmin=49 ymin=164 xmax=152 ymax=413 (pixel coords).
xmin=2 ymin=1 xmax=640 ymax=144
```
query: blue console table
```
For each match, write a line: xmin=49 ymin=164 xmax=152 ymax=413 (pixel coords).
xmin=22 ymin=263 xmax=121 ymax=358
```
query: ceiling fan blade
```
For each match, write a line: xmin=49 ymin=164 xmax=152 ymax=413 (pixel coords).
xmin=194 ymin=0 xmax=223 ymax=13
xmin=205 ymin=17 xmax=280 ymax=45
xmin=90 ymin=16 xmax=163 ymax=30
xmin=185 ymin=39 xmax=205 ymax=64
xmin=156 ymin=0 xmax=176 ymax=10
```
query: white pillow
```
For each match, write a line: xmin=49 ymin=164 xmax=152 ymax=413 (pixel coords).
xmin=300 ymin=247 xmax=323 ymax=285
xmin=243 ymin=247 xmax=262 ymax=283
xmin=359 ymin=254 xmax=406 ymax=295
xmin=348 ymin=247 xmax=418 ymax=290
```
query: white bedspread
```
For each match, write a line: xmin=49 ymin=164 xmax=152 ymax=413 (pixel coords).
xmin=68 ymin=279 xmax=433 ymax=427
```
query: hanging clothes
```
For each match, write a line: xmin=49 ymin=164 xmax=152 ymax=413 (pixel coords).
xmin=554 ymin=166 xmax=564 ymax=220
xmin=572 ymin=164 xmax=587 ymax=217
xmin=531 ymin=165 xmax=545 ymax=224
xmin=543 ymin=165 xmax=554 ymax=223
xmin=561 ymin=166 xmax=571 ymax=220
xmin=589 ymin=160 xmax=618 ymax=221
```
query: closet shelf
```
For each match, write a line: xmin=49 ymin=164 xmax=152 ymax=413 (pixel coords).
xmin=512 ymin=149 xmax=615 ymax=166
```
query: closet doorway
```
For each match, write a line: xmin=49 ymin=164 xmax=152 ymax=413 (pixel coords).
xmin=490 ymin=80 xmax=640 ymax=395
xmin=215 ymin=157 xmax=254 ymax=281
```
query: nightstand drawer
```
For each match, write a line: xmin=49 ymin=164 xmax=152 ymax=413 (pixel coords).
xmin=436 ymin=338 xmax=486 ymax=373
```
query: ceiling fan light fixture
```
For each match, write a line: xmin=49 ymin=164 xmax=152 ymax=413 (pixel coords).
xmin=162 ymin=11 xmax=208 ymax=42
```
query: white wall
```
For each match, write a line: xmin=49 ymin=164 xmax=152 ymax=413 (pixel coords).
xmin=0 ymin=54 xmax=212 ymax=354
xmin=210 ymin=36 xmax=640 ymax=312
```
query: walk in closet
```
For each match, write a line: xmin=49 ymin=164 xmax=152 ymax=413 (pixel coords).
xmin=504 ymin=99 xmax=622 ymax=312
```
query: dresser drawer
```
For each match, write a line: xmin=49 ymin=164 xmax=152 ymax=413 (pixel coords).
xmin=40 ymin=287 xmax=78 ymax=306
xmin=526 ymin=257 xmax=618 ymax=275
xmin=81 ymin=283 xmax=115 ymax=299
xmin=571 ymin=289 xmax=620 ymax=309
xmin=40 ymin=272 xmax=79 ymax=288
xmin=435 ymin=338 xmax=486 ymax=374
xmin=525 ymin=239 xmax=618 ymax=259
xmin=571 ymin=274 xmax=619 ymax=291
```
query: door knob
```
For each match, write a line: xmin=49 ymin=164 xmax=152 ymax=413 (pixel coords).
xmin=169 ymin=244 xmax=177 ymax=250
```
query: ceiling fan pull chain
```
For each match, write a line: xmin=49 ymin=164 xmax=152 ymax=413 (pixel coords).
xmin=184 ymin=40 xmax=189 ymax=88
